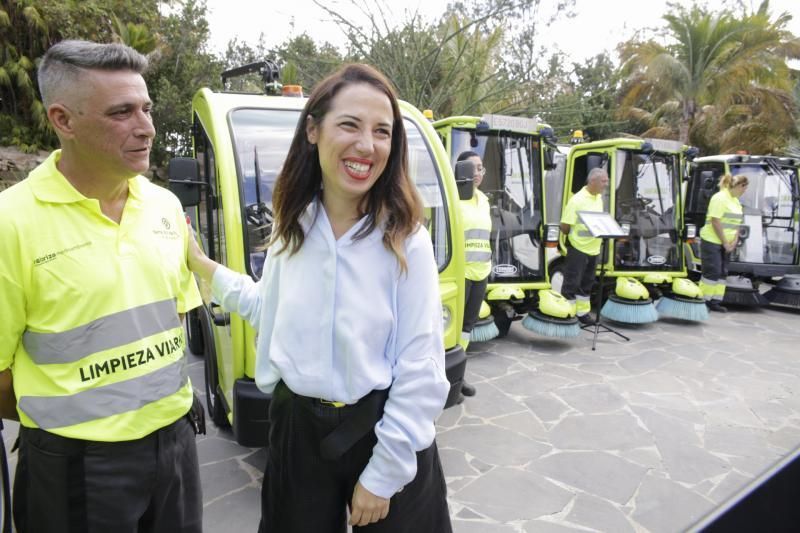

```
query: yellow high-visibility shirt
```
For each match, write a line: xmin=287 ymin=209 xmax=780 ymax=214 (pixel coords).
xmin=700 ymin=188 xmax=743 ymax=245
xmin=459 ymin=189 xmax=492 ymax=281
xmin=561 ymin=186 xmax=604 ymax=256
xmin=0 ymin=150 xmax=201 ymax=441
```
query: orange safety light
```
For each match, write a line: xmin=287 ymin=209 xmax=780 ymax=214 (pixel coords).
xmin=282 ymin=85 xmax=304 ymax=97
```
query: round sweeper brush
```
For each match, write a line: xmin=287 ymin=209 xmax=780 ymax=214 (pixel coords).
xmin=656 ymin=278 xmax=708 ymax=321
xmin=763 ymin=274 xmax=800 ymax=310
xmin=722 ymin=275 xmax=768 ymax=307
xmin=601 ymin=294 xmax=659 ymax=324
xmin=521 ymin=289 xmax=580 ymax=338
xmin=656 ymin=294 xmax=709 ymax=321
xmin=522 ymin=311 xmax=580 ymax=338
xmin=470 ymin=301 xmax=500 ymax=342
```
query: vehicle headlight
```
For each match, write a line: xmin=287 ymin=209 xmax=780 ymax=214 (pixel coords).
xmin=544 ymin=223 xmax=560 ymax=243
xmin=685 ymin=223 xmax=697 ymax=239
xmin=621 ymin=223 xmax=631 ymax=236
xmin=442 ymin=305 xmax=452 ymax=330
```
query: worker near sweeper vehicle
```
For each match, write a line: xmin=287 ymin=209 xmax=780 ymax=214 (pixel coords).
xmin=456 ymin=150 xmax=492 ymax=401
xmin=698 ymin=173 xmax=749 ymax=313
xmin=0 ymin=40 xmax=204 ymax=532
xmin=559 ymin=167 xmax=610 ymax=325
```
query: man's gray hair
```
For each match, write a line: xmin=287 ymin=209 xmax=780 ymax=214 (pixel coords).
xmin=587 ymin=167 xmax=608 ymax=183
xmin=38 ymin=40 xmax=148 ymax=107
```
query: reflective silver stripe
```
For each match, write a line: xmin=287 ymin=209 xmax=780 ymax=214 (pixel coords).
xmin=466 ymin=251 xmax=492 ymax=263
xmin=700 ymin=277 xmax=719 ymax=286
xmin=23 ymin=299 xmax=180 ymax=365
xmin=722 ymin=212 xmax=744 ymax=222
xmin=576 ymin=229 xmax=593 ymax=237
xmin=576 ymin=295 xmax=591 ymax=302
xmin=464 ymin=229 xmax=491 ymax=240
xmin=18 ymin=358 xmax=187 ymax=430
xmin=721 ymin=223 xmax=741 ymax=229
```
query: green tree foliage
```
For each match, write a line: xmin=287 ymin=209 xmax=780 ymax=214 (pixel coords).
xmin=0 ymin=0 xmax=52 ymax=151
xmin=534 ymin=52 xmax=631 ymax=141
xmin=618 ymin=0 xmax=800 ymax=154
xmin=312 ymin=0 xmax=534 ymax=117
xmin=0 ymin=0 xmax=162 ymax=151
xmin=144 ymin=0 xmax=222 ymax=172
xmin=269 ymin=33 xmax=343 ymax=91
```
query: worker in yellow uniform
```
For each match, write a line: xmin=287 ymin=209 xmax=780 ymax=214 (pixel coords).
xmin=559 ymin=168 xmax=610 ymax=324
xmin=0 ymin=40 xmax=203 ymax=532
xmin=698 ymin=174 xmax=749 ymax=312
xmin=457 ymin=151 xmax=492 ymax=401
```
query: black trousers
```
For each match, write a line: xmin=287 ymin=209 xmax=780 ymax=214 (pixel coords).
xmin=13 ymin=415 xmax=202 ymax=533
xmin=259 ymin=380 xmax=452 ymax=533
xmin=561 ymin=246 xmax=598 ymax=302
xmin=462 ymin=277 xmax=489 ymax=335
xmin=701 ymin=240 xmax=728 ymax=281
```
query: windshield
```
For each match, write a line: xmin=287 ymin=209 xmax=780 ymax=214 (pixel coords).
xmin=229 ymin=108 xmax=450 ymax=278
xmin=729 ymin=162 xmax=798 ymax=265
xmin=450 ymin=128 xmax=546 ymax=282
xmin=613 ymin=150 xmax=682 ymax=270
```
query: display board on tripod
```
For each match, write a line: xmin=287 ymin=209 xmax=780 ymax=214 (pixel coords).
xmin=575 ymin=210 xmax=630 ymax=350
xmin=577 ymin=210 xmax=628 ymax=239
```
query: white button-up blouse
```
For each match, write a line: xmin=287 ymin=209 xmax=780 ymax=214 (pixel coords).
xmin=210 ymin=199 xmax=449 ymax=498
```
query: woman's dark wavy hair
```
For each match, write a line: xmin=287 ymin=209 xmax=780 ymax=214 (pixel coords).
xmin=270 ymin=63 xmax=423 ymax=272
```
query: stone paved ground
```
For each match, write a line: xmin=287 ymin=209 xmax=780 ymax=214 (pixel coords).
xmin=2 ymin=303 xmax=799 ymax=532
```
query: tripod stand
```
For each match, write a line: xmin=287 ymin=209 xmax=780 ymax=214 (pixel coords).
xmin=581 ymin=237 xmax=630 ymax=351
xmin=575 ymin=211 xmax=631 ymax=351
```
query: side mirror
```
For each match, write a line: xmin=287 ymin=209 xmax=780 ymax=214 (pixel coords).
xmin=168 ymin=157 xmax=203 ymax=207
xmin=764 ymin=196 xmax=779 ymax=212
xmin=738 ymin=225 xmax=750 ymax=241
xmin=587 ymin=154 xmax=606 ymax=171
xmin=543 ymin=146 xmax=556 ymax=171
xmin=455 ymin=160 xmax=475 ymax=201
xmin=700 ymin=170 xmax=716 ymax=192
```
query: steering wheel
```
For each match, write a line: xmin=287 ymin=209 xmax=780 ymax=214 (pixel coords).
xmin=617 ymin=197 xmax=652 ymax=211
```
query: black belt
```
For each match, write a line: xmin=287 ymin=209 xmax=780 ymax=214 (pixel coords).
xmin=280 ymin=382 xmax=390 ymax=461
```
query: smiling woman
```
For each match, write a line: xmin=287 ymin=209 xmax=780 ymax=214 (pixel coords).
xmin=185 ymin=63 xmax=454 ymax=533
xmin=305 ymin=83 xmax=393 ymax=237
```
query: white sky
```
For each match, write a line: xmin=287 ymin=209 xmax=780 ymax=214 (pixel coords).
xmin=205 ymin=0 xmax=800 ymax=65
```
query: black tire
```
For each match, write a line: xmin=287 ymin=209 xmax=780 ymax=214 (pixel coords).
xmin=491 ymin=304 xmax=513 ymax=338
xmin=186 ymin=308 xmax=204 ymax=356
xmin=200 ymin=308 xmax=229 ymax=428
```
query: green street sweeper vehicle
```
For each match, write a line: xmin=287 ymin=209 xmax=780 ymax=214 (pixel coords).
xmin=433 ymin=114 xmax=578 ymax=339
xmin=168 ymin=61 xmax=468 ymax=446
xmin=552 ymin=137 xmax=708 ymax=324
xmin=685 ymin=154 xmax=800 ymax=308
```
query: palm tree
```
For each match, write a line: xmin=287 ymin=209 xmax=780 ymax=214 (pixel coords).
xmin=0 ymin=0 xmax=51 ymax=150
xmin=617 ymin=0 xmax=800 ymax=153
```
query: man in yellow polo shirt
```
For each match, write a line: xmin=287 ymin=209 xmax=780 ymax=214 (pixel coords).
xmin=0 ymin=40 xmax=203 ymax=531
xmin=559 ymin=167 xmax=610 ymax=325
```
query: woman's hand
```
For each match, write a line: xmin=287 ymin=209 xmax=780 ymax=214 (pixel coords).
xmin=349 ymin=481 xmax=390 ymax=527
xmin=186 ymin=221 xmax=219 ymax=283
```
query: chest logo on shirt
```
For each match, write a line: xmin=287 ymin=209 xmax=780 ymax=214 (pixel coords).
xmin=33 ymin=241 xmax=92 ymax=267
xmin=152 ymin=218 xmax=179 ymax=240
